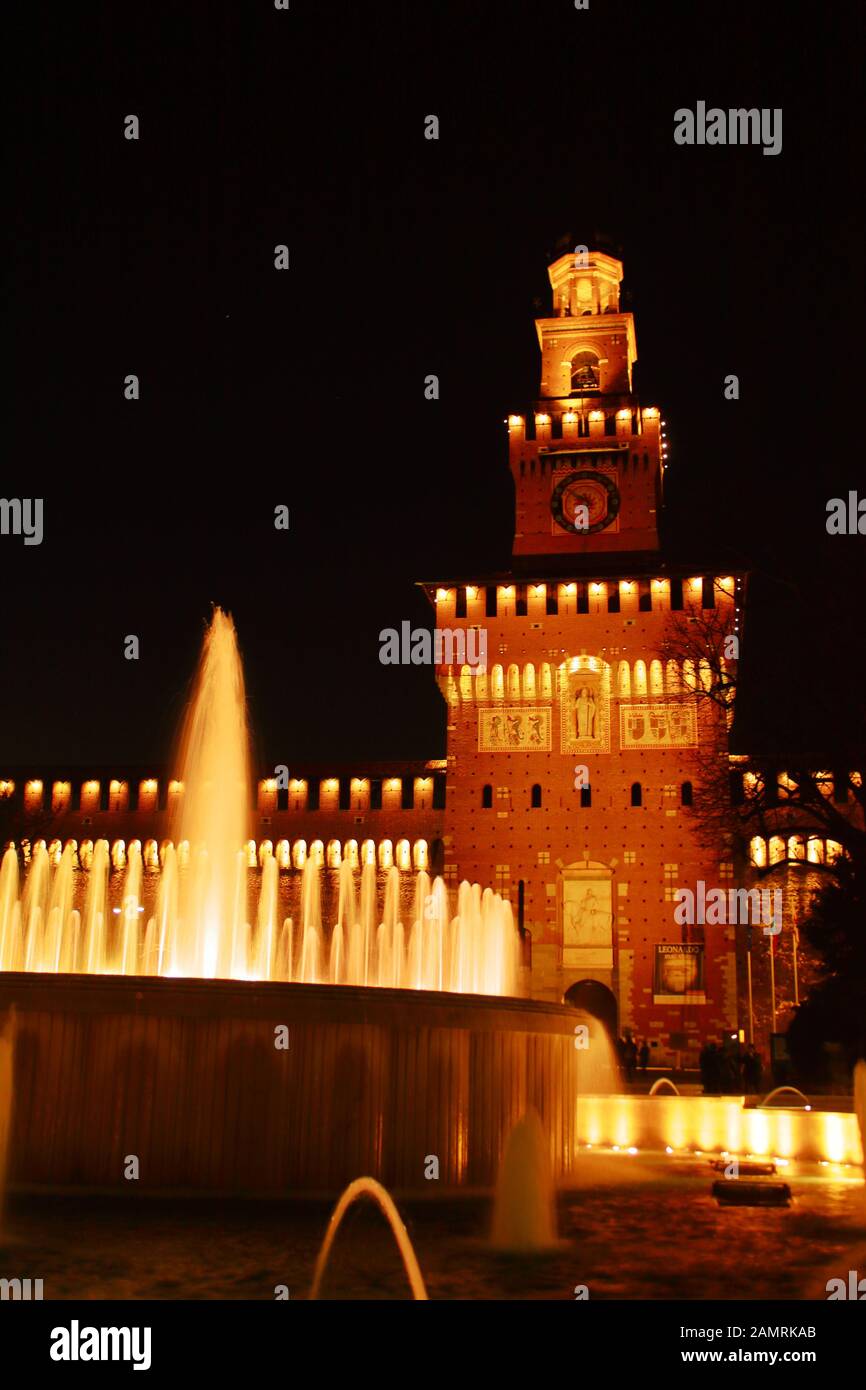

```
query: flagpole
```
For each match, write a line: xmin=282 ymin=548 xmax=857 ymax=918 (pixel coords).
xmin=746 ymin=926 xmax=754 ymax=1044
xmin=769 ymin=928 xmax=777 ymax=1034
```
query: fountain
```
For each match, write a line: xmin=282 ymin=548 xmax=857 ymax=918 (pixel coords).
xmin=0 ymin=609 xmax=612 ymax=1194
xmin=0 ymin=610 xmax=518 ymax=996
xmin=310 ymin=1177 xmax=428 ymax=1299
xmin=491 ymin=1110 xmax=558 ymax=1252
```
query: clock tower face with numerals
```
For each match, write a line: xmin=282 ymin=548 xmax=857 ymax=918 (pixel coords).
xmin=550 ymin=470 xmax=620 ymax=535
xmin=508 ymin=248 xmax=664 ymax=557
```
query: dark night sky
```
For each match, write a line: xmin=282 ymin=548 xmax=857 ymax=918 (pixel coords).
xmin=2 ymin=1 xmax=863 ymax=771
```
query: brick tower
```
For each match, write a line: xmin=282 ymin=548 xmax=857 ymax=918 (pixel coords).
xmin=421 ymin=245 xmax=744 ymax=1064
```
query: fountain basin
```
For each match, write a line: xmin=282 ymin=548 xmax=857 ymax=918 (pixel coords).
xmin=0 ymin=972 xmax=608 ymax=1194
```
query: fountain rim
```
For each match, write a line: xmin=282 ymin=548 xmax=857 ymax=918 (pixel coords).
xmin=0 ymin=970 xmax=592 ymax=1033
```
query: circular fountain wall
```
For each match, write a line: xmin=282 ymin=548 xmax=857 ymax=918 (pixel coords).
xmin=0 ymin=972 xmax=609 ymax=1193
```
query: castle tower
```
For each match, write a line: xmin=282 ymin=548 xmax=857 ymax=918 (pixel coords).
xmin=421 ymin=245 xmax=745 ymax=1064
xmin=511 ymin=247 xmax=663 ymax=557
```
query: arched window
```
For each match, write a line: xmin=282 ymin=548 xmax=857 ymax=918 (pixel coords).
xmin=482 ymin=784 xmax=493 ymax=809
xmin=570 ymin=350 xmax=600 ymax=393
xmin=530 ymin=783 xmax=542 ymax=808
xmin=630 ymin=782 xmax=642 ymax=807
xmin=580 ymin=785 xmax=592 ymax=808
xmin=681 ymin=781 xmax=693 ymax=806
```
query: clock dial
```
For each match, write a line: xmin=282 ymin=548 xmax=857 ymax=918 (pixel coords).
xmin=550 ymin=470 xmax=620 ymax=534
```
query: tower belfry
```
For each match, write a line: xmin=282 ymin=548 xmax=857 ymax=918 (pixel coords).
xmin=509 ymin=247 xmax=663 ymax=557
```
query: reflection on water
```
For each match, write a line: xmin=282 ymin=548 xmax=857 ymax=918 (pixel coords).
xmin=3 ymin=1156 xmax=863 ymax=1300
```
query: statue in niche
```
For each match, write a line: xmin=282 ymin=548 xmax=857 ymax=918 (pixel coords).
xmin=574 ymin=687 xmax=598 ymax=740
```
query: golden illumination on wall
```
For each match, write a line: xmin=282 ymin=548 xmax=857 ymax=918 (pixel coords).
xmin=51 ymin=781 xmax=72 ymax=813
xmin=644 ymin=406 xmax=659 ymax=418
xmin=508 ymin=415 xmax=523 ymax=429
xmin=749 ymin=836 xmax=767 ymax=868
xmin=139 ymin=779 xmax=158 ymax=813
xmin=80 ymin=779 xmax=100 ymax=814
xmin=436 ymin=588 xmax=448 ymax=601
xmin=378 ymin=838 xmax=393 ymax=870
xmin=535 ymin=413 xmax=550 ymax=425
xmin=0 ymin=780 xmax=14 ymax=798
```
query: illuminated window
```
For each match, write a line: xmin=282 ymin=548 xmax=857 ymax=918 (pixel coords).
xmin=663 ymin=863 xmax=679 ymax=901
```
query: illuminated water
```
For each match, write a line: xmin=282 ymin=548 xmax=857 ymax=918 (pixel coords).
xmin=491 ymin=1110 xmax=558 ymax=1251
xmin=0 ymin=611 xmax=519 ymax=995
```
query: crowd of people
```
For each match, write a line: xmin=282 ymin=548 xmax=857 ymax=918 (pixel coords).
xmin=616 ymin=1034 xmax=650 ymax=1081
xmin=614 ymin=1031 xmax=764 ymax=1095
xmin=699 ymin=1038 xmax=763 ymax=1095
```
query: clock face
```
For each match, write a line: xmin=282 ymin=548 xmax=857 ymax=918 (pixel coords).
xmin=551 ymin=470 xmax=621 ymax=534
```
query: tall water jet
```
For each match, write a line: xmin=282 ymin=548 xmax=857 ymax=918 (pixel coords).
xmin=491 ymin=1109 xmax=557 ymax=1252
xmin=170 ymin=608 xmax=251 ymax=978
